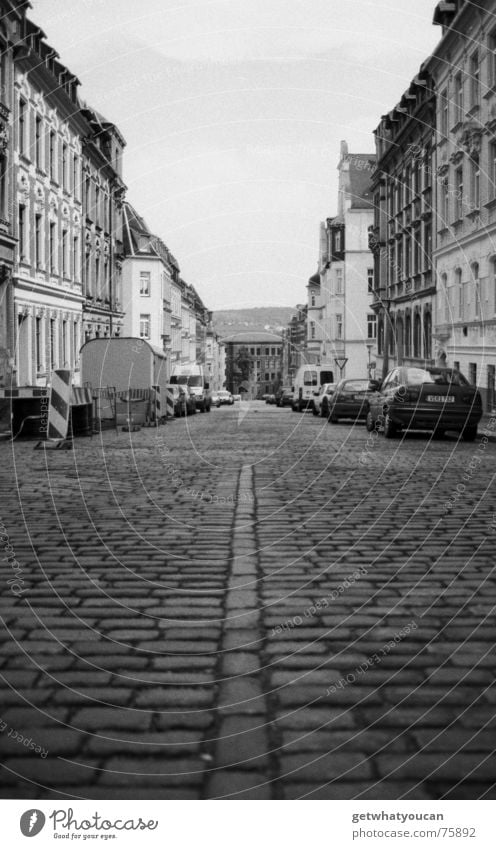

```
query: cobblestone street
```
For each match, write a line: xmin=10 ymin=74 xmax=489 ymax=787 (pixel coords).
xmin=1 ymin=403 xmax=496 ymax=800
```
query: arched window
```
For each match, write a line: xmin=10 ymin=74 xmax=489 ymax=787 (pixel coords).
xmin=441 ymin=272 xmax=449 ymax=322
xmin=423 ymin=311 xmax=432 ymax=359
xmin=413 ymin=313 xmax=422 ymax=358
xmin=471 ymin=262 xmax=480 ymax=318
xmin=405 ymin=314 xmax=411 ymax=357
xmin=311 ymin=292 xmax=315 ymax=307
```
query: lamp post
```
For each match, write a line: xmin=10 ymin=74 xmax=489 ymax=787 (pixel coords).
xmin=365 ymin=341 xmax=373 ymax=377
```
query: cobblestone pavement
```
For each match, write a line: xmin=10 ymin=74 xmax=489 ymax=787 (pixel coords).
xmin=1 ymin=402 xmax=496 ymax=800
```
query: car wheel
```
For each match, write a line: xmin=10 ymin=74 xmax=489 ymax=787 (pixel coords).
xmin=312 ymin=404 xmax=319 ymax=416
xmin=206 ymin=404 xmax=211 ymax=412
xmin=329 ymin=411 xmax=339 ymax=424
xmin=384 ymin=412 xmax=396 ymax=438
xmin=462 ymin=425 xmax=477 ymax=442
xmin=199 ymin=404 xmax=205 ymax=413
xmin=365 ymin=410 xmax=376 ymax=432
xmin=292 ymin=403 xmax=298 ymax=412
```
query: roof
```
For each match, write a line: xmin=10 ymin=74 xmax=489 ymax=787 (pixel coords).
xmin=347 ymin=154 xmax=376 ymax=209
xmin=221 ymin=332 xmax=284 ymax=344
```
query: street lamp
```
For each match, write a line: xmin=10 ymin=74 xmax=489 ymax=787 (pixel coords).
xmin=381 ymin=297 xmax=392 ymax=381
xmin=365 ymin=341 xmax=373 ymax=376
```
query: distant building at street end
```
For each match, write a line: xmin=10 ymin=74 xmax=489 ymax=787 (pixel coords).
xmin=281 ymin=303 xmax=307 ymax=386
xmin=222 ymin=331 xmax=283 ymax=398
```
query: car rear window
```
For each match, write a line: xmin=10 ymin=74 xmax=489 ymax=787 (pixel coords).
xmin=406 ymin=368 xmax=469 ymax=386
xmin=304 ymin=370 xmax=318 ymax=386
xmin=343 ymin=380 xmax=369 ymax=391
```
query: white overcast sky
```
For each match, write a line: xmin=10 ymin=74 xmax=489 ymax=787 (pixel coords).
xmin=32 ymin=0 xmax=440 ymax=310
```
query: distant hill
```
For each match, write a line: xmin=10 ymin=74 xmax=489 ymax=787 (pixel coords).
xmin=212 ymin=307 xmax=296 ymax=339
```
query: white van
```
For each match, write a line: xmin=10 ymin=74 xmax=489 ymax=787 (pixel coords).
xmin=292 ymin=364 xmax=335 ymax=411
xmin=170 ymin=363 xmax=211 ymax=412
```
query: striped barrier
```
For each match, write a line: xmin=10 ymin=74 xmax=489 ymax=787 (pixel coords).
xmin=35 ymin=369 xmax=72 ymax=449
xmin=151 ymin=385 xmax=163 ymax=425
xmin=166 ymin=388 xmax=175 ymax=419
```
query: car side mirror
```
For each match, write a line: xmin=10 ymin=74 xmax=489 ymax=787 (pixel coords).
xmin=368 ymin=379 xmax=381 ymax=391
xmin=205 ymin=382 xmax=210 ymax=389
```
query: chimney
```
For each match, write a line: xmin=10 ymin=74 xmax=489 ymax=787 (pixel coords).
xmin=340 ymin=140 xmax=349 ymax=159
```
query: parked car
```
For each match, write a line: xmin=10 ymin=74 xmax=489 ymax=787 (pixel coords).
xmin=265 ymin=394 xmax=276 ymax=405
xmin=276 ymin=387 xmax=294 ymax=407
xmin=232 ymin=394 xmax=241 ymax=402
xmin=313 ymin=382 xmax=336 ymax=417
xmin=210 ymin=391 xmax=220 ymax=406
xmin=366 ymin=366 xmax=483 ymax=440
xmin=327 ymin=378 xmax=374 ymax=423
xmin=217 ymin=390 xmax=234 ymax=406
xmin=167 ymin=384 xmax=197 ymax=417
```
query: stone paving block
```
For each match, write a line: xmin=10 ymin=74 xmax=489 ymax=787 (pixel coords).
xmin=72 ymin=708 xmax=152 ymax=731
xmin=206 ymin=770 xmax=272 ymax=799
xmin=135 ymin=687 xmax=214 ymax=708
xmin=86 ymin=730 xmax=203 ymax=756
xmin=216 ymin=715 xmax=269 ymax=768
xmin=274 ymin=707 xmax=355 ymax=730
xmin=1 ymin=757 xmax=99 ymax=785
xmin=279 ymin=751 xmax=372 ymax=782
xmin=377 ymin=753 xmax=496 ymax=781
xmin=284 ymin=781 xmax=432 ymax=800
xmin=218 ymin=678 xmax=266 ymax=714
xmin=98 ymin=757 xmax=205 ymax=786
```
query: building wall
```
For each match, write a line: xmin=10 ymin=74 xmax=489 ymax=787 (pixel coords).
xmin=224 ymin=338 xmax=283 ymax=398
xmin=122 ymin=256 xmax=163 ymax=348
xmin=13 ymin=70 xmax=84 ymax=385
xmin=429 ymin=2 xmax=496 ymax=410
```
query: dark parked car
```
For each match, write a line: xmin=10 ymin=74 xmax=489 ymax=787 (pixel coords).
xmin=327 ymin=378 xmax=374 ymax=423
xmin=276 ymin=387 xmax=294 ymax=407
xmin=366 ymin=366 xmax=482 ymax=440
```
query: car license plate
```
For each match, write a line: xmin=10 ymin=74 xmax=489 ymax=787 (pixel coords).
xmin=426 ymin=395 xmax=455 ymax=403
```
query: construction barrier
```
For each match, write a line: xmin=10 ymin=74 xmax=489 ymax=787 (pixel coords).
xmin=151 ymin=384 xmax=161 ymax=425
xmin=35 ymin=369 xmax=72 ymax=449
xmin=166 ymin=388 xmax=175 ymax=419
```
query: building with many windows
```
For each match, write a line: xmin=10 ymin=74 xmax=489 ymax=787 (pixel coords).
xmin=370 ymin=67 xmax=436 ymax=378
xmin=223 ymin=332 xmax=283 ymax=399
xmin=428 ymin=0 xmax=496 ymax=410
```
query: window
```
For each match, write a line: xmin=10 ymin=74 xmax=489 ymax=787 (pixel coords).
xmin=336 ymin=268 xmax=343 ymax=294
xmin=454 ymin=72 xmax=463 ymax=123
xmin=491 ymin=142 xmax=496 ymax=199
xmin=73 ymin=156 xmax=78 ymax=197
xmin=62 ymin=321 xmax=67 ymax=367
xmin=336 ymin=314 xmax=343 ymax=340
xmin=62 ymin=229 xmax=68 ymax=277
xmin=441 ymin=273 xmax=449 ymax=322
xmin=456 ymin=268 xmax=462 ymax=319
xmin=469 ymin=362 xmax=477 ymax=385
xmin=49 ymin=223 xmax=56 ymax=274
xmin=62 ymin=143 xmax=67 ymax=191
xmin=73 ymin=321 xmax=79 ymax=364
xmin=367 ymin=313 xmax=377 ymax=339
xmin=250 ymin=347 xmax=254 ymax=355
xmin=490 ymin=30 xmax=496 ymax=88
xmin=73 ymin=236 xmax=79 ymax=280
xmin=471 ymin=161 xmax=480 ymax=209
xmin=413 ymin=313 xmax=422 ymax=358
xmin=265 ymin=347 xmax=269 ymax=355
xmin=455 ymin=167 xmax=463 ymax=219
xmin=405 ymin=235 xmax=411 ymax=278
xmin=49 ymin=131 xmax=56 ymax=180
xmin=35 ymin=116 xmax=42 ymax=168
xmin=50 ymin=318 xmax=56 ymax=370
xmin=440 ymin=179 xmax=449 ymax=226
xmin=85 ymin=175 xmax=91 ymax=212
xmin=19 ymin=98 xmax=26 ymax=156
xmin=473 ymin=263 xmax=480 ymax=318
xmin=335 ymin=230 xmax=341 ymax=252
xmin=271 ymin=348 xmax=276 ymax=355
xmin=35 ymin=214 xmax=42 ymax=268
xmin=264 ymin=373 xmax=269 ymax=381
xmin=367 ymin=267 xmax=374 ymax=293
xmin=35 ymin=317 xmax=42 ymax=372
xmin=424 ymin=221 xmax=432 ymax=263
xmin=440 ymin=89 xmax=448 ymax=138
xmin=95 ymin=184 xmax=100 ymax=224
xmin=310 ymin=321 xmax=315 ymax=339
xmin=95 ymin=256 xmax=100 ymax=297
xmin=311 ymin=292 xmax=315 ymax=306
xmin=423 ymin=311 xmax=432 ymax=359
xmin=18 ymin=204 xmax=25 ymax=260
xmin=470 ymin=51 xmax=480 ymax=107
xmin=256 ymin=348 xmax=260 ymax=355
xmin=140 ymin=271 xmax=150 ymax=295
xmin=140 ymin=314 xmax=150 ymax=339
xmin=404 ymin=314 xmax=411 ymax=356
